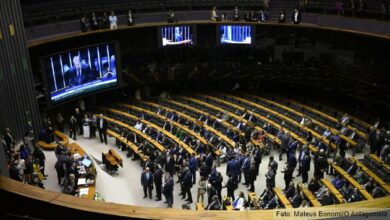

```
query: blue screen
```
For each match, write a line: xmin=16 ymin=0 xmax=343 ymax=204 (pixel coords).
xmin=44 ymin=43 xmax=118 ymax=104
xmin=161 ymin=26 xmax=193 ymax=46
xmin=220 ymin=25 xmax=252 ymax=44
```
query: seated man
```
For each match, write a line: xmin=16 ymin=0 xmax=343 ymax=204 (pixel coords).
xmin=331 ymin=175 xmax=346 ymax=190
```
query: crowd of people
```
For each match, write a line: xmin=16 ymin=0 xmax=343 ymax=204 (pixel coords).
xmin=2 ymin=127 xmax=47 ymax=189
xmin=104 ymin=99 xmax=389 ymax=210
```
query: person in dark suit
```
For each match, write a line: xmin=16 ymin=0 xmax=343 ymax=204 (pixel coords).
xmin=290 ymin=189 xmax=303 ymax=208
xmin=154 ymin=165 xmax=163 ymax=201
xmin=253 ymin=148 xmax=262 ymax=175
xmin=301 ymin=151 xmax=311 ymax=183
xmin=226 ymin=157 xmax=240 ymax=183
xmin=291 ymin=9 xmax=302 ymax=24
xmin=163 ymin=174 xmax=174 ymax=208
xmin=188 ymin=153 xmax=198 ymax=184
xmin=205 ymin=151 xmax=214 ymax=172
xmin=182 ymin=168 xmax=193 ymax=204
xmin=97 ymin=114 xmax=107 ymax=144
xmin=265 ymin=166 xmax=276 ymax=189
xmin=247 ymin=163 xmax=257 ymax=192
xmin=65 ymin=55 xmax=97 ymax=87
xmin=225 ymin=175 xmax=237 ymax=201
xmin=241 ymin=153 xmax=251 ymax=185
xmin=141 ymin=167 xmax=154 ymax=199
xmin=69 ymin=115 xmax=77 ymax=140
xmin=165 ymin=153 xmax=175 ymax=177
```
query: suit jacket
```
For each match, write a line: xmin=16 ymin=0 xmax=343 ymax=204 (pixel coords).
xmin=154 ymin=169 xmax=163 ymax=186
xmin=163 ymin=179 xmax=174 ymax=195
xmin=205 ymin=153 xmax=214 ymax=168
xmin=188 ymin=157 xmax=198 ymax=173
xmin=66 ymin=65 xmax=97 ymax=87
xmin=165 ymin=156 xmax=175 ymax=172
xmin=141 ymin=172 xmax=153 ymax=187
xmin=226 ymin=159 xmax=239 ymax=177
xmin=97 ymin=118 xmax=107 ymax=131
xmin=182 ymin=171 xmax=193 ymax=188
xmin=301 ymin=155 xmax=311 ymax=172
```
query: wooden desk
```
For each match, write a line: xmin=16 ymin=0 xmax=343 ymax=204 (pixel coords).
xmin=196 ymin=203 xmax=205 ymax=210
xmin=248 ymin=94 xmax=360 ymax=147
xmin=300 ymin=184 xmax=321 ymax=207
xmin=143 ymin=100 xmax=235 ymax=149
xmin=184 ymin=95 xmax=318 ymax=153
xmin=248 ymin=192 xmax=260 ymax=209
xmin=37 ymin=141 xmax=57 ymax=150
xmin=369 ymin=154 xmax=390 ymax=174
xmin=179 ymin=96 xmax=281 ymax=147
xmin=108 ymin=148 xmax=123 ymax=167
xmin=321 ymin=179 xmax=345 ymax=204
xmin=119 ymin=103 xmax=204 ymax=156
xmin=349 ymin=157 xmax=390 ymax=193
xmin=273 ymin=188 xmax=293 ymax=209
xmin=165 ymin=99 xmax=244 ymax=139
xmin=286 ymin=98 xmax=369 ymax=140
xmin=97 ymin=115 xmax=165 ymax=152
xmin=105 ymin=108 xmax=195 ymax=155
xmin=221 ymin=94 xmax=341 ymax=149
xmin=332 ymin=164 xmax=374 ymax=200
xmin=54 ymin=130 xmax=70 ymax=145
xmin=106 ymin=129 xmax=147 ymax=162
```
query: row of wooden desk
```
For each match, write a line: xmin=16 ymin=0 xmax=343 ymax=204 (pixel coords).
xmin=321 ymin=178 xmax=345 ymax=204
xmin=247 ymin=94 xmax=359 ymax=147
xmin=105 ymin=107 xmax=195 ymax=155
xmin=179 ymin=95 xmax=281 ymax=148
xmin=183 ymin=95 xmax=318 ymax=153
xmin=98 ymin=114 xmax=165 ymax=152
xmin=286 ymin=98 xmax=369 ymax=140
xmin=144 ymin=100 xmax=235 ymax=150
xmin=368 ymin=154 xmax=390 ymax=174
xmin=106 ymin=129 xmax=147 ymax=162
xmin=214 ymin=94 xmax=340 ymax=150
xmin=162 ymin=99 xmax=237 ymax=148
xmin=120 ymin=103 xmax=210 ymax=156
xmin=349 ymin=157 xmax=390 ymax=193
xmin=331 ymin=164 xmax=374 ymax=200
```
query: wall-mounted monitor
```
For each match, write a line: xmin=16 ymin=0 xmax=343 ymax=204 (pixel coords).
xmin=219 ymin=25 xmax=252 ymax=44
xmin=159 ymin=26 xmax=194 ymax=46
xmin=42 ymin=42 xmax=120 ymax=105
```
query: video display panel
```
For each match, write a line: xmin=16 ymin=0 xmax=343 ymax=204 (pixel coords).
xmin=219 ymin=25 xmax=252 ymax=44
xmin=160 ymin=26 xmax=194 ymax=46
xmin=43 ymin=43 xmax=118 ymax=104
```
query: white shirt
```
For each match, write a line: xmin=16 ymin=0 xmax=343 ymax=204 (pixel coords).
xmin=233 ymin=197 xmax=245 ymax=210
xmin=99 ymin=119 xmax=104 ymax=129
xmin=109 ymin=15 xmax=117 ymax=25
xmin=134 ymin=122 xmax=143 ymax=130
xmin=294 ymin=12 xmax=298 ymax=22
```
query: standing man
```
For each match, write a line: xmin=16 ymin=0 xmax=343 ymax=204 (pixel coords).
xmin=265 ymin=166 xmax=276 ymax=189
xmin=141 ymin=167 xmax=154 ymax=199
xmin=154 ymin=165 xmax=163 ymax=201
xmin=182 ymin=168 xmax=193 ymax=204
xmin=241 ymin=152 xmax=251 ymax=185
xmin=163 ymin=173 xmax=174 ymax=208
xmin=301 ymin=151 xmax=311 ymax=183
xmin=109 ymin=11 xmax=118 ymax=30
xmin=75 ymin=108 xmax=83 ymax=136
xmin=97 ymin=114 xmax=107 ymax=145
xmin=188 ymin=153 xmax=198 ymax=184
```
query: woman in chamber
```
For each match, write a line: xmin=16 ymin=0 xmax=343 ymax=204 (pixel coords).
xmin=82 ymin=114 xmax=90 ymax=139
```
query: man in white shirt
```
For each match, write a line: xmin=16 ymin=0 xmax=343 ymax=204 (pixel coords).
xmin=233 ymin=192 xmax=246 ymax=210
xmin=322 ymin=128 xmax=332 ymax=138
xmin=109 ymin=11 xmax=118 ymax=30
xmin=134 ymin=121 xmax=143 ymax=130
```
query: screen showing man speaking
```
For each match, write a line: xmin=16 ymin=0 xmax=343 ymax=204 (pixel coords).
xmin=43 ymin=43 xmax=118 ymax=104
xmin=160 ymin=26 xmax=194 ymax=46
